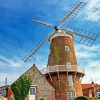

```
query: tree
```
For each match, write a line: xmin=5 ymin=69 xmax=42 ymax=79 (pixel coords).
xmin=11 ymin=75 xmax=32 ymax=100
xmin=75 ymin=96 xmax=89 ymax=100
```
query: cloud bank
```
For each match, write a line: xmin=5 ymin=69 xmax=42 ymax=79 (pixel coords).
xmin=85 ymin=0 xmax=100 ymax=22
xmin=75 ymin=44 xmax=100 ymax=84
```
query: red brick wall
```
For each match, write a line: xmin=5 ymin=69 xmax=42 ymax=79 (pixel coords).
xmin=48 ymin=36 xmax=77 ymax=66
xmin=74 ymin=74 xmax=83 ymax=96
xmin=8 ymin=86 xmax=13 ymax=100
xmin=46 ymin=72 xmax=68 ymax=100
xmin=47 ymin=35 xmax=83 ymax=99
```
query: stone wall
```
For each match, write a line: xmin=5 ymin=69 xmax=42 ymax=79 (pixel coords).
xmin=24 ymin=64 xmax=55 ymax=100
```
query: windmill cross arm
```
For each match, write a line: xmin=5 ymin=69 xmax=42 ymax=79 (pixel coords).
xmin=32 ymin=19 xmax=55 ymax=28
xmin=58 ymin=2 xmax=86 ymax=27
xmin=64 ymin=28 xmax=98 ymax=47
xmin=24 ymin=35 xmax=50 ymax=62
xmin=74 ymin=32 xmax=98 ymax=46
xmin=72 ymin=31 xmax=96 ymax=40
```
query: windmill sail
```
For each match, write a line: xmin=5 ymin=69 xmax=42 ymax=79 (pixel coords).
xmin=32 ymin=20 xmax=55 ymax=28
xmin=59 ymin=2 xmax=86 ymax=27
xmin=64 ymin=26 xmax=98 ymax=47
xmin=24 ymin=35 xmax=50 ymax=62
xmin=27 ymin=1 xmax=98 ymax=63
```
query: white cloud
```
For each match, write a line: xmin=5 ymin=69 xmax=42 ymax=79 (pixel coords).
xmin=86 ymin=60 xmax=100 ymax=68
xmin=0 ymin=73 xmax=20 ymax=87
xmin=82 ymin=66 xmax=100 ymax=84
xmin=0 ymin=55 xmax=24 ymax=68
xmin=75 ymin=44 xmax=100 ymax=84
xmin=75 ymin=44 xmax=100 ymax=59
xmin=84 ymin=0 xmax=100 ymax=22
xmin=76 ymin=51 xmax=96 ymax=59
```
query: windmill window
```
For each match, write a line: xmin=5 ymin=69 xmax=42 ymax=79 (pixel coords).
xmin=67 ymin=62 xmax=71 ymax=69
xmin=67 ymin=92 xmax=76 ymax=100
xmin=65 ymin=46 xmax=69 ymax=51
xmin=68 ymin=75 xmax=73 ymax=86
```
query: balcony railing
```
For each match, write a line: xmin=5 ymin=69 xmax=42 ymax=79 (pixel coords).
xmin=41 ymin=65 xmax=85 ymax=75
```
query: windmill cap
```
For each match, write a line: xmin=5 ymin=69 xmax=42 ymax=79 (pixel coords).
xmin=49 ymin=29 xmax=74 ymax=41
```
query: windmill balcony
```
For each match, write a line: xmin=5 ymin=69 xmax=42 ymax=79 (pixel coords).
xmin=41 ymin=65 xmax=85 ymax=75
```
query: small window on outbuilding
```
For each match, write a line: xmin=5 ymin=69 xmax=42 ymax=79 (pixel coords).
xmin=65 ymin=46 xmax=69 ymax=51
xmin=97 ymin=92 xmax=100 ymax=98
xmin=0 ymin=93 xmax=2 ymax=96
xmin=30 ymin=86 xmax=36 ymax=95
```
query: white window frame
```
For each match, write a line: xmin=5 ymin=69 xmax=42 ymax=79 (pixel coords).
xmin=68 ymin=75 xmax=73 ymax=86
xmin=97 ymin=92 xmax=100 ymax=98
xmin=67 ymin=62 xmax=71 ymax=69
xmin=29 ymin=86 xmax=36 ymax=95
xmin=0 ymin=93 xmax=2 ymax=96
xmin=67 ymin=92 xmax=76 ymax=100
xmin=65 ymin=46 xmax=69 ymax=51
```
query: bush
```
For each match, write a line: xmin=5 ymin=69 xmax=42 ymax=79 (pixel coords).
xmin=11 ymin=75 xmax=32 ymax=100
xmin=75 ymin=96 xmax=89 ymax=100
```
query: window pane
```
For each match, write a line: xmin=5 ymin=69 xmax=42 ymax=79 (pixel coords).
xmin=67 ymin=62 xmax=71 ymax=69
xmin=65 ymin=46 xmax=69 ymax=51
xmin=68 ymin=75 xmax=73 ymax=86
xmin=67 ymin=92 xmax=76 ymax=100
xmin=30 ymin=87 xmax=36 ymax=95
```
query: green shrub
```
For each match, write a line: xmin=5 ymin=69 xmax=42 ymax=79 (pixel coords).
xmin=75 ymin=96 xmax=89 ymax=100
xmin=11 ymin=75 xmax=32 ymax=100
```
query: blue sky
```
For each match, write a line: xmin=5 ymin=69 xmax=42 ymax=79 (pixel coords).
xmin=0 ymin=0 xmax=100 ymax=86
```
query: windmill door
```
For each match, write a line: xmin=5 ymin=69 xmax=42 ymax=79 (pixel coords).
xmin=29 ymin=86 xmax=36 ymax=100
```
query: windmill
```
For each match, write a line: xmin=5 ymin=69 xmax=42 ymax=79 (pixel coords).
xmin=24 ymin=1 xmax=98 ymax=100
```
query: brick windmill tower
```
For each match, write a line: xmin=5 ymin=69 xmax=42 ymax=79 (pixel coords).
xmin=24 ymin=1 xmax=98 ymax=100
xmin=45 ymin=29 xmax=84 ymax=100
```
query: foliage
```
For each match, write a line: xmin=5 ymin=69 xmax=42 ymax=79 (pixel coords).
xmin=55 ymin=45 xmax=60 ymax=64
xmin=89 ymin=98 xmax=100 ymax=100
xmin=11 ymin=75 xmax=32 ymax=100
xmin=75 ymin=96 xmax=89 ymax=100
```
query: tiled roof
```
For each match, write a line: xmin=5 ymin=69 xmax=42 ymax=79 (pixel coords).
xmin=81 ymin=84 xmax=96 ymax=89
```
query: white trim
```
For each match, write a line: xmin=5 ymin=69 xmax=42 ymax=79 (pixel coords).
xmin=67 ymin=62 xmax=71 ymax=69
xmin=41 ymin=65 xmax=85 ymax=74
xmin=68 ymin=75 xmax=73 ymax=86
xmin=65 ymin=46 xmax=69 ymax=51
xmin=50 ymin=30 xmax=73 ymax=41
xmin=97 ymin=92 xmax=100 ymax=98
xmin=29 ymin=86 xmax=36 ymax=100
xmin=67 ymin=92 xmax=76 ymax=100
xmin=29 ymin=86 xmax=36 ymax=95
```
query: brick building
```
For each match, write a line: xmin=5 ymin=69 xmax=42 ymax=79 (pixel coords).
xmin=82 ymin=82 xmax=100 ymax=99
xmin=7 ymin=30 xmax=85 ymax=100
xmin=8 ymin=64 xmax=55 ymax=100
xmin=41 ymin=29 xmax=85 ymax=100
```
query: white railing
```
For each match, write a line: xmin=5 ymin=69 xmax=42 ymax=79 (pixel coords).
xmin=41 ymin=65 xmax=85 ymax=74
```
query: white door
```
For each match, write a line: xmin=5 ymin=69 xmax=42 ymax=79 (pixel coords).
xmin=29 ymin=86 xmax=36 ymax=100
